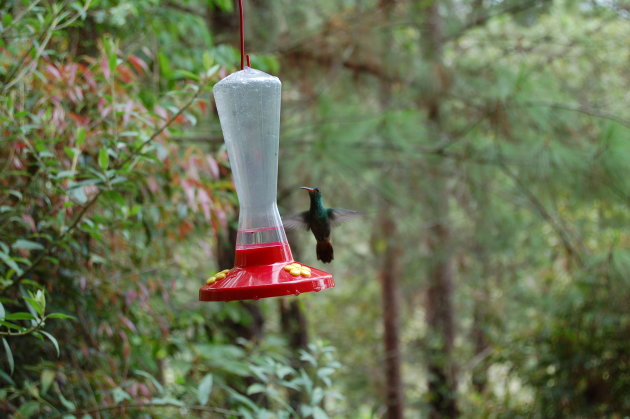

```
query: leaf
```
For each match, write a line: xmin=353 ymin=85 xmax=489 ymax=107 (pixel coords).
xmin=128 ymin=55 xmax=148 ymax=74
xmin=2 ymin=338 xmax=13 ymax=374
xmin=112 ymin=387 xmax=131 ymax=404
xmin=47 ymin=313 xmax=76 ymax=320
xmin=98 ymin=148 xmax=109 ymax=171
xmin=134 ymin=370 xmax=165 ymax=394
xmin=41 ymin=369 xmax=55 ymax=394
xmin=277 ymin=366 xmax=294 ymax=379
xmin=0 ymin=321 xmax=24 ymax=331
xmin=12 ymin=239 xmax=44 ymax=251
xmin=197 ymin=374 xmax=213 ymax=405
xmin=76 ymin=127 xmax=86 ymax=147
xmin=174 ymin=69 xmax=200 ymax=82
xmin=0 ymin=302 xmax=4 ymax=321
xmin=158 ymin=52 xmax=172 ymax=81
xmin=311 ymin=387 xmax=324 ymax=405
xmin=299 ymin=351 xmax=317 ymax=366
xmin=227 ymin=388 xmax=258 ymax=411
xmin=41 ymin=331 xmax=60 ymax=357
xmin=68 ymin=186 xmax=88 ymax=204
xmin=5 ymin=312 xmax=36 ymax=321
xmin=312 ymin=406 xmax=329 ymax=419
xmin=0 ymin=369 xmax=14 ymax=385
xmin=152 ymin=397 xmax=184 ymax=407
xmin=246 ymin=383 xmax=266 ymax=395
xmin=24 ymin=290 xmax=45 ymax=316
xmin=214 ymin=0 xmax=234 ymax=12
xmin=104 ymin=37 xmax=117 ymax=72
xmin=16 ymin=400 xmax=40 ymax=418
xmin=0 ymin=251 xmax=23 ymax=276
xmin=58 ymin=392 xmax=76 ymax=410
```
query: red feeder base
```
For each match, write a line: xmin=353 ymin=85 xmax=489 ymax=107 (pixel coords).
xmin=199 ymin=241 xmax=334 ymax=302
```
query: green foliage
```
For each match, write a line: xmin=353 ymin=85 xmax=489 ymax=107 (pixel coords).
xmin=3 ymin=0 xmax=630 ymax=417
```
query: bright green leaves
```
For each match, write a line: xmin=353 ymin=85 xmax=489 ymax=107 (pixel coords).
xmin=98 ymin=147 xmax=109 ymax=171
xmin=103 ymin=36 xmax=118 ymax=75
xmin=158 ymin=52 xmax=173 ymax=85
xmin=24 ymin=289 xmax=45 ymax=317
xmin=76 ymin=127 xmax=86 ymax=147
xmin=210 ymin=0 xmax=234 ymax=12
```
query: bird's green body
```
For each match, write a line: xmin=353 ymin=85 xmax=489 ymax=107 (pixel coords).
xmin=283 ymin=187 xmax=360 ymax=263
xmin=307 ymin=191 xmax=332 ymax=242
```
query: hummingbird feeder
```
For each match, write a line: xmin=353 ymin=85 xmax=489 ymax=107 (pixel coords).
xmin=199 ymin=0 xmax=334 ymax=302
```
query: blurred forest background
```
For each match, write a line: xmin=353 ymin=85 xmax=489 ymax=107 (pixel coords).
xmin=2 ymin=0 xmax=630 ymax=417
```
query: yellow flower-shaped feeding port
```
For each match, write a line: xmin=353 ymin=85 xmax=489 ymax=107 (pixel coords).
xmin=283 ymin=263 xmax=311 ymax=277
xmin=206 ymin=269 xmax=231 ymax=285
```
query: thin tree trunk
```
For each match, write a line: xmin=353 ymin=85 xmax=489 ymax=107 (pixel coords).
xmin=380 ymin=210 xmax=404 ymax=419
xmin=416 ymin=1 xmax=459 ymax=417
xmin=377 ymin=2 xmax=404 ymax=416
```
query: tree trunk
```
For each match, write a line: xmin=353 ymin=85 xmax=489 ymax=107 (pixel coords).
xmin=377 ymin=2 xmax=404 ymax=417
xmin=380 ymin=210 xmax=404 ymax=419
xmin=416 ymin=1 xmax=459 ymax=417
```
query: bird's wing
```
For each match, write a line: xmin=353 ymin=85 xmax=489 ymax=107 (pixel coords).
xmin=327 ymin=208 xmax=361 ymax=227
xmin=282 ymin=211 xmax=310 ymax=230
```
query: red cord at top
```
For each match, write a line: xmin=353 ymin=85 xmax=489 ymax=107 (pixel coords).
xmin=239 ymin=0 xmax=246 ymax=69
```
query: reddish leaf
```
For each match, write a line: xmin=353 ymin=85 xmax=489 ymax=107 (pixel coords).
xmin=117 ymin=64 xmax=134 ymax=83
xmin=197 ymin=188 xmax=212 ymax=221
xmin=197 ymin=99 xmax=207 ymax=114
xmin=178 ymin=220 xmax=193 ymax=238
xmin=182 ymin=179 xmax=196 ymax=209
xmin=100 ymin=57 xmax=111 ymax=80
xmin=128 ymin=55 xmax=149 ymax=74
xmin=122 ymin=100 xmax=133 ymax=125
xmin=119 ymin=315 xmax=137 ymax=333
xmin=82 ymin=69 xmax=97 ymax=90
xmin=46 ymin=64 xmax=62 ymax=80
xmin=206 ymin=156 xmax=219 ymax=179
xmin=154 ymin=106 xmax=168 ymax=121
xmin=69 ymin=112 xmax=88 ymax=126
xmin=21 ymin=215 xmax=37 ymax=232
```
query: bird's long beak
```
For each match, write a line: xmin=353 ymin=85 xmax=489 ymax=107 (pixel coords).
xmin=300 ymin=186 xmax=316 ymax=192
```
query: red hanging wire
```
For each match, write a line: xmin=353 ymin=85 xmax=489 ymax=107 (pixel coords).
xmin=239 ymin=0 xmax=246 ymax=69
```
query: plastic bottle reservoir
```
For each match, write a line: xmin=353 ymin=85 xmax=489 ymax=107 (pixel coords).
xmin=213 ymin=67 xmax=291 ymax=265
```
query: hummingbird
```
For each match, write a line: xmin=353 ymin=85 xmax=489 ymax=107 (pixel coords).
xmin=282 ymin=187 xmax=360 ymax=263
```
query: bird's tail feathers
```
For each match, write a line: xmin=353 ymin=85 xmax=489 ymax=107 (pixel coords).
xmin=316 ymin=239 xmax=334 ymax=263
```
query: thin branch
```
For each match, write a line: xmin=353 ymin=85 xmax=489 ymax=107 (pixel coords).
xmin=0 ymin=316 xmax=45 ymax=337
xmin=67 ymin=402 xmax=241 ymax=417
xmin=446 ymin=0 xmax=543 ymax=42
xmin=518 ymin=100 xmax=630 ymax=130
xmin=498 ymin=161 xmax=585 ymax=267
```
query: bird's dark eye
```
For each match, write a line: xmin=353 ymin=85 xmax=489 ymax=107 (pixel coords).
xmin=315 ymin=188 xmax=320 ymax=192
